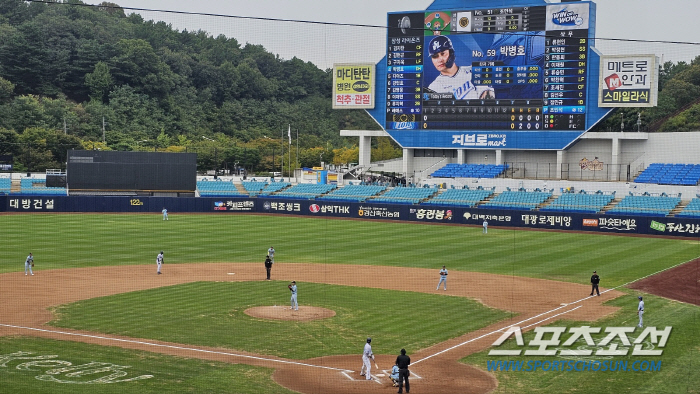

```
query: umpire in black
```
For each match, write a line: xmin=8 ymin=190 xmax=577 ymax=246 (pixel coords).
xmin=396 ymin=348 xmax=410 ymax=394
xmin=264 ymin=255 xmax=273 ymax=280
xmin=590 ymin=270 xmax=600 ymax=296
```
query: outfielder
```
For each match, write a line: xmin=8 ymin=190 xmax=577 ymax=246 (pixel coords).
xmin=156 ymin=251 xmax=164 ymax=274
xmin=361 ymin=337 xmax=374 ymax=380
xmin=637 ymin=296 xmax=645 ymax=327
xmin=24 ymin=253 xmax=34 ymax=276
xmin=288 ymin=281 xmax=298 ymax=310
xmin=427 ymin=35 xmax=495 ymax=100
xmin=162 ymin=207 xmax=168 ymax=220
xmin=437 ymin=265 xmax=448 ymax=291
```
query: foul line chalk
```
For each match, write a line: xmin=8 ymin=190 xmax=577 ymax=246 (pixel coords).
xmin=412 ymin=305 xmax=581 ymax=365
xmin=0 ymin=323 xmax=350 ymax=373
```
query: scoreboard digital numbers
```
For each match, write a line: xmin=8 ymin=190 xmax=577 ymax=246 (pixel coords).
xmin=386 ymin=3 xmax=591 ymax=133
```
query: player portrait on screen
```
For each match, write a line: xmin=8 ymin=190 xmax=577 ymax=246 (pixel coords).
xmin=426 ymin=35 xmax=495 ymax=100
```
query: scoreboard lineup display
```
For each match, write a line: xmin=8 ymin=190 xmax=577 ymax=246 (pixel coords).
xmin=386 ymin=2 xmax=591 ymax=134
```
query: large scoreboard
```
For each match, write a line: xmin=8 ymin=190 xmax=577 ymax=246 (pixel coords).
xmin=372 ymin=1 xmax=607 ymax=150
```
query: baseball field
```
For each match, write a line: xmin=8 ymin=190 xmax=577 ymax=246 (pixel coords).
xmin=1 ymin=213 xmax=699 ymax=394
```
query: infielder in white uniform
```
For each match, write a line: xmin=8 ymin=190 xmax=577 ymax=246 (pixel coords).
xmin=289 ymin=281 xmax=298 ymax=310
xmin=637 ymin=296 xmax=645 ymax=327
xmin=25 ymin=253 xmax=34 ymax=276
xmin=156 ymin=251 xmax=164 ymax=274
xmin=361 ymin=337 xmax=374 ymax=380
xmin=437 ymin=265 xmax=448 ymax=290
xmin=268 ymin=246 xmax=275 ymax=263
xmin=427 ymin=35 xmax=495 ymax=100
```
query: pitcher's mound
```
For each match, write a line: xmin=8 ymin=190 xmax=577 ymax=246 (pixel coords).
xmin=244 ymin=306 xmax=336 ymax=321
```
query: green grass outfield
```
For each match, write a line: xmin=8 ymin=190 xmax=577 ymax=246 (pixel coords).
xmin=3 ymin=213 xmax=700 ymax=394
xmin=4 ymin=213 xmax=700 ymax=287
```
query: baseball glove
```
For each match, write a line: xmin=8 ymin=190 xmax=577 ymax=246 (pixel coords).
xmin=31 ymin=263 xmax=34 ymax=267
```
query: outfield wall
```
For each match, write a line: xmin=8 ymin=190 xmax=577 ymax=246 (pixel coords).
xmin=2 ymin=195 xmax=699 ymax=238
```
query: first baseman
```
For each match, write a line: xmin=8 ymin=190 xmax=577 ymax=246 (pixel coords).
xmin=288 ymin=281 xmax=298 ymax=310
xmin=156 ymin=251 xmax=164 ymax=274
xmin=638 ymin=296 xmax=645 ymax=327
xmin=24 ymin=253 xmax=34 ymax=276
xmin=437 ymin=265 xmax=448 ymax=291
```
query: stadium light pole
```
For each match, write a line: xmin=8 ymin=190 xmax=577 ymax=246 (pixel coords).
xmin=202 ymin=136 xmax=217 ymax=176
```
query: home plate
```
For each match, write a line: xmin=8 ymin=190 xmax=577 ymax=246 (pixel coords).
xmin=376 ymin=374 xmax=385 ymax=377
xmin=227 ymin=273 xmax=235 ymax=275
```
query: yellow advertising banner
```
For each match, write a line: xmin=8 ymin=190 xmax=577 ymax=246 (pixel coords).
xmin=332 ymin=63 xmax=375 ymax=109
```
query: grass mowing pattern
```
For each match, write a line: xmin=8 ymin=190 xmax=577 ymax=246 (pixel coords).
xmin=3 ymin=214 xmax=700 ymax=287
xmin=462 ymin=293 xmax=700 ymax=394
xmin=48 ymin=282 xmax=511 ymax=360
xmin=0 ymin=337 xmax=296 ymax=394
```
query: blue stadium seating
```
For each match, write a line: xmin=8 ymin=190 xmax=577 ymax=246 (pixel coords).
xmin=431 ymin=163 xmax=509 ymax=179
xmin=480 ymin=190 xmax=552 ymax=211
xmin=422 ymin=188 xmax=493 ymax=207
xmin=675 ymin=198 xmax=700 ymax=218
xmin=369 ymin=187 xmax=438 ymax=204
xmin=197 ymin=180 xmax=243 ymax=197
xmin=635 ymin=163 xmax=700 ymax=186
xmin=316 ymin=185 xmax=387 ymax=202
xmin=271 ymin=183 xmax=336 ymax=199
xmin=18 ymin=178 xmax=66 ymax=195
xmin=606 ymin=195 xmax=680 ymax=217
xmin=540 ymin=192 xmax=615 ymax=214
xmin=0 ymin=177 xmax=10 ymax=194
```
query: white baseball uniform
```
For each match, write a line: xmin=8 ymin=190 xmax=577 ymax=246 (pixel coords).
xmin=428 ymin=66 xmax=494 ymax=100
xmin=638 ymin=299 xmax=645 ymax=327
xmin=268 ymin=247 xmax=275 ymax=263
xmin=156 ymin=252 xmax=164 ymax=274
xmin=362 ymin=342 xmax=373 ymax=380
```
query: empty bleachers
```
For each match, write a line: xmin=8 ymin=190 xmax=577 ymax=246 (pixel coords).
xmin=422 ymin=188 xmax=493 ymax=207
xmin=271 ymin=183 xmax=336 ymax=199
xmin=0 ymin=177 xmax=10 ymax=194
xmin=479 ymin=190 xmax=552 ymax=211
xmin=369 ymin=187 xmax=438 ymax=204
xmin=431 ymin=163 xmax=509 ymax=178
xmin=676 ymin=198 xmax=700 ymax=218
xmin=197 ymin=179 xmax=244 ymax=197
xmin=606 ymin=195 xmax=680 ymax=217
xmin=316 ymin=185 xmax=387 ymax=202
xmin=540 ymin=192 xmax=615 ymax=214
xmin=635 ymin=163 xmax=700 ymax=186
xmin=259 ymin=182 xmax=291 ymax=195
xmin=18 ymin=178 xmax=66 ymax=195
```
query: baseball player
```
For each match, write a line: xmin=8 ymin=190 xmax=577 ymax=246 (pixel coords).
xmin=268 ymin=246 xmax=275 ymax=263
xmin=162 ymin=207 xmax=168 ymax=220
xmin=590 ymin=270 xmax=600 ymax=296
xmin=427 ymin=35 xmax=495 ymax=100
xmin=437 ymin=265 xmax=448 ymax=291
xmin=156 ymin=251 xmax=164 ymax=274
xmin=637 ymin=296 xmax=645 ymax=327
xmin=361 ymin=337 xmax=374 ymax=380
xmin=390 ymin=363 xmax=400 ymax=387
xmin=24 ymin=253 xmax=34 ymax=276
xmin=483 ymin=219 xmax=488 ymax=234
xmin=288 ymin=281 xmax=298 ymax=310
